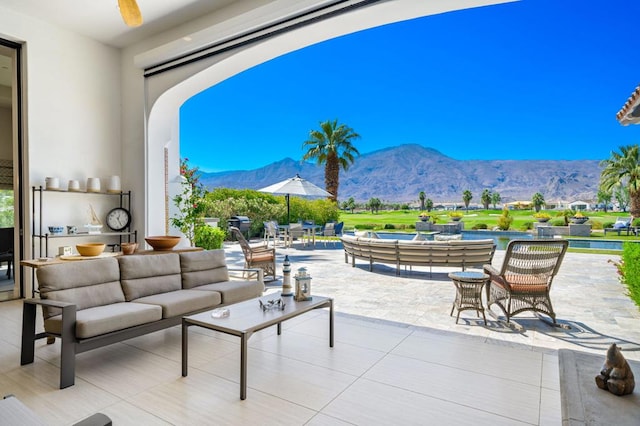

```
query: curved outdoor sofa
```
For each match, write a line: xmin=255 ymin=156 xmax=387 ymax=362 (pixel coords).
xmin=340 ymin=234 xmax=496 ymax=275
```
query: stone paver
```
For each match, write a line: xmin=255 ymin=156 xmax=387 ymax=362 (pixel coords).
xmin=225 ymin=240 xmax=640 ymax=360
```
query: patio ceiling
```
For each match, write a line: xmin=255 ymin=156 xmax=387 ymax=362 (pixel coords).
xmin=0 ymin=0 xmax=237 ymax=48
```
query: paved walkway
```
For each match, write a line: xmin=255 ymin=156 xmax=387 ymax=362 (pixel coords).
xmin=225 ymin=239 xmax=640 ymax=361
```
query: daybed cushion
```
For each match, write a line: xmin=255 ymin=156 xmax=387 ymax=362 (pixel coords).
xmin=118 ymin=253 xmax=182 ymax=301
xmin=614 ymin=220 xmax=629 ymax=229
xmin=133 ymin=289 xmax=221 ymax=318
xmin=180 ymin=250 xmax=229 ymax=289
xmin=37 ymin=257 xmax=124 ymax=320
xmin=44 ymin=302 xmax=162 ymax=339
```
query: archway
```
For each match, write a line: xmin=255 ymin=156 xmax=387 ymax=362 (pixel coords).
xmin=144 ymin=0 xmax=511 ymax=239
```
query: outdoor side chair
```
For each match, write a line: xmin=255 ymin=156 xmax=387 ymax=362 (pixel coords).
xmin=321 ymin=222 xmax=336 ymax=246
xmin=483 ymin=239 xmax=568 ymax=325
xmin=287 ymin=223 xmax=308 ymax=248
xmin=230 ymin=226 xmax=276 ymax=281
xmin=263 ymin=220 xmax=282 ymax=247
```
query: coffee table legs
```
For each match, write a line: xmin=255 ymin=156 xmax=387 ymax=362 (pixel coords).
xmin=329 ymin=299 xmax=334 ymax=347
xmin=240 ymin=332 xmax=248 ymax=400
xmin=182 ymin=300 xmax=334 ymax=400
xmin=181 ymin=320 xmax=189 ymax=377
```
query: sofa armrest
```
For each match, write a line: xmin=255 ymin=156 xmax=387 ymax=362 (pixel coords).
xmin=22 ymin=298 xmax=77 ymax=372
xmin=24 ymin=298 xmax=75 ymax=309
xmin=228 ymin=267 xmax=264 ymax=283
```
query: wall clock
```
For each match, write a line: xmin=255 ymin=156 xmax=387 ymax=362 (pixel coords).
xmin=106 ymin=207 xmax=131 ymax=231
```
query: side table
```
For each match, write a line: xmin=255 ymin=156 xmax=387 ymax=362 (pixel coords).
xmin=448 ymin=271 xmax=489 ymax=325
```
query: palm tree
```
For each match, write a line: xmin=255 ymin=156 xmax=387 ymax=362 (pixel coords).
xmin=418 ymin=191 xmax=426 ymax=211
xmin=302 ymin=119 xmax=361 ymax=202
xmin=597 ymin=188 xmax=612 ymax=213
xmin=531 ymin=192 xmax=545 ymax=212
xmin=491 ymin=192 xmax=501 ymax=209
xmin=480 ymin=189 xmax=492 ymax=210
xmin=425 ymin=198 xmax=434 ymax=212
xmin=462 ymin=190 xmax=472 ymax=212
xmin=600 ymin=145 xmax=640 ymax=220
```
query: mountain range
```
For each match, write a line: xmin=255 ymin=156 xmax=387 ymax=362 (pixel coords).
xmin=199 ymin=144 xmax=602 ymax=204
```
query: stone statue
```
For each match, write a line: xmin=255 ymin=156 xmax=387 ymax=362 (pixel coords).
xmin=595 ymin=343 xmax=635 ymax=396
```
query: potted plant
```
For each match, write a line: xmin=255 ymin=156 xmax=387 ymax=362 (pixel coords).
xmin=418 ymin=212 xmax=430 ymax=222
xmin=533 ymin=212 xmax=551 ymax=222
xmin=448 ymin=211 xmax=464 ymax=222
xmin=571 ymin=211 xmax=589 ymax=224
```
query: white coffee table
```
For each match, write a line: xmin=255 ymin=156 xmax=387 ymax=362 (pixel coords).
xmin=182 ymin=295 xmax=334 ymax=400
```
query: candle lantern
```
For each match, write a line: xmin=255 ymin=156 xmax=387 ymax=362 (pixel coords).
xmin=294 ymin=267 xmax=312 ymax=301
xmin=281 ymin=255 xmax=293 ymax=297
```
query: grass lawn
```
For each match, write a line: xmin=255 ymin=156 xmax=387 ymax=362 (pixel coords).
xmin=338 ymin=208 xmax=628 ymax=232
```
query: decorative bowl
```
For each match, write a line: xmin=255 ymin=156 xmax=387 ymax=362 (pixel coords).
xmin=120 ymin=242 xmax=138 ymax=255
xmin=145 ymin=236 xmax=181 ymax=251
xmin=76 ymin=243 xmax=106 ymax=257
xmin=48 ymin=226 xmax=64 ymax=235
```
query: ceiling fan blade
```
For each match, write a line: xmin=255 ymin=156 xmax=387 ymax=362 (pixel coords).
xmin=118 ymin=0 xmax=143 ymax=27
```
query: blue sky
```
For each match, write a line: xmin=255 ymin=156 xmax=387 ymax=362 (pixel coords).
xmin=180 ymin=0 xmax=640 ymax=173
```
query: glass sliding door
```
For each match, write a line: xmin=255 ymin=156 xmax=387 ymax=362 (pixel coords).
xmin=0 ymin=41 xmax=22 ymax=301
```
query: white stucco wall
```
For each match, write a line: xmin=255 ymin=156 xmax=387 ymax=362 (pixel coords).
xmin=0 ymin=6 xmax=121 ymax=274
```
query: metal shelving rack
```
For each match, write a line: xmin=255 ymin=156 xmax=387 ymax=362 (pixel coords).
xmin=31 ymin=186 xmax=137 ymax=259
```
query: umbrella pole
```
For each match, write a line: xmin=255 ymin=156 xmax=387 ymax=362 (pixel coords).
xmin=286 ymin=194 xmax=290 ymax=224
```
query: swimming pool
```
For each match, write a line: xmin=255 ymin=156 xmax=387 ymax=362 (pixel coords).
xmin=356 ymin=230 xmax=633 ymax=250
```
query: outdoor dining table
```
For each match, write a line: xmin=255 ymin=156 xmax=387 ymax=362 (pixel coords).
xmin=278 ymin=223 xmax=321 ymax=248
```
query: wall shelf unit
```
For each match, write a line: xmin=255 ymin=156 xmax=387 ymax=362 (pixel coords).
xmin=31 ymin=186 xmax=137 ymax=259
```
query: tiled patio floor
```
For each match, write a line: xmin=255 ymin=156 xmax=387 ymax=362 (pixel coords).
xmin=0 ymin=241 xmax=637 ymax=425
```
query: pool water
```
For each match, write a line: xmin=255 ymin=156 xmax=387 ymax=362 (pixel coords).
xmin=358 ymin=231 xmax=632 ymax=251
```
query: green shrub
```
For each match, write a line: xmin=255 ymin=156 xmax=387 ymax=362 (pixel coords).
xmin=521 ymin=221 xmax=533 ymax=230
xmin=590 ymin=221 xmax=603 ymax=230
xmin=194 ymin=225 xmax=225 ymax=249
xmin=472 ymin=223 xmax=488 ymax=230
xmin=356 ymin=223 xmax=377 ymax=230
xmin=496 ymin=208 xmax=513 ymax=230
xmin=204 ymin=188 xmax=338 ymax=238
xmin=633 ymin=218 xmax=640 ymax=227
xmin=603 ymin=221 xmax=615 ymax=229
xmin=612 ymin=242 xmax=640 ymax=308
xmin=384 ymin=223 xmax=395 ymax=229
xmin=551 ymin=219 xmax=565 ymax=226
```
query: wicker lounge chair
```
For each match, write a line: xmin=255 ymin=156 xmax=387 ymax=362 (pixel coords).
xmin=483 ymin=239 xmax=568 ymax=324
xmin=230 ymin=226 xmax=276 ymax=281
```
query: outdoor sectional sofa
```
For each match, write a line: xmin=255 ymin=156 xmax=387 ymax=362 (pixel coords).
xmin=20 ymin=250 xmax=264 ymax=389
xmin=340 ymin=234 xmax=496 ymax=275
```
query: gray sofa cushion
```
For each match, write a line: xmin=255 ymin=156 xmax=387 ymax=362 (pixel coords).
xmin=133 ymin=289 xmax=221 ymax=318
xmin=179 ymin=250 xmax=229 ymax=289
xmin=44 ymin=302 xmax=162 ymax=338
xmin=119 ymin=253 xmax=182 ymax=301
xmin=193 ymin=280 xmax=264 ymax=304
xmin=37 ymin=258 xmax=124 ymax=320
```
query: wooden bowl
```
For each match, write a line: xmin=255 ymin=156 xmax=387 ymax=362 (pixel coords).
xmin=76 ymin=243 xmax=106 ymax=257
xmin=145 ymin=236 xmax=181 ymax=251
xmin=120 ymin=242 xmax=138 ymax=255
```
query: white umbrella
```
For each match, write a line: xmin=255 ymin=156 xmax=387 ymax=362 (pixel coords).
xmin=258 ymin=174 xmax=331 ymax=223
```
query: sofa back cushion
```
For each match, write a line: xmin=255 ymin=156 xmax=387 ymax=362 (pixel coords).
xmin=37 ymin=257 xmax=123 ymax=319
xmin=118 ymin=253 xmax=182 ymax=301
xmin=180 ymin=250 xmax=230 ymax=289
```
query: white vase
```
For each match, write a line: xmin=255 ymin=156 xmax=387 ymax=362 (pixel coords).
xmin=86 ymin=177 xmax=101 ymax=193
xmin=106 ymin=175 xmax=121 ymax=193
